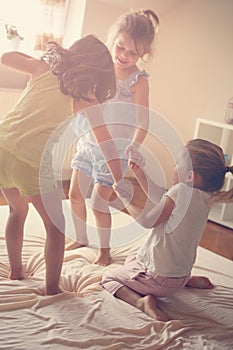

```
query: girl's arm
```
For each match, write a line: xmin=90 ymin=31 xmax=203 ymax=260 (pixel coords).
xmin=130 ymin=160 xmax=167 ymax=204
xmin=126 ymin=76 xmax=149 ymax=153
xmin=1 ymin=51 xmax=47 ymax=76
xmin=140 ymin=195 xmax=174 ymax=228
xmin=114 ymin=179 xmax=174 ymax=228
xmin=86 ymin=105 xmax=122 ymax=183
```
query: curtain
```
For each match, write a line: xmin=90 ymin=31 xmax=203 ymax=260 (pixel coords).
xmin=34 ymin=0 xmax=67 ymax=52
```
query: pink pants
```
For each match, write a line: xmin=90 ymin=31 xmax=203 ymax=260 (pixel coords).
xmin=101 ymin=255 xmax=190 ymax=297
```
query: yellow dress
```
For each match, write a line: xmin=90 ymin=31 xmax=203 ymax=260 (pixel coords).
xmin=0 ymin=70 xmax=73 ymax=169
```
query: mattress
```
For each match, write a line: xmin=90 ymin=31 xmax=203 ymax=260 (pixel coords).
xmin=0 ymin=202 xmax=233 ymax=350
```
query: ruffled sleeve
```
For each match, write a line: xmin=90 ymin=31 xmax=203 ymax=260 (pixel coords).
xmin=129 ymin=69 xmax=150 ymax=87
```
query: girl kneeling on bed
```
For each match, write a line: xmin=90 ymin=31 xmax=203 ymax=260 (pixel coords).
xmin=101 ymin=139 xmax=233 ymax=321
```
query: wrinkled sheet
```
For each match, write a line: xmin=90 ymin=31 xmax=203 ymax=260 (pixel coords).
xmin=0 ymin=203 xmax=233 ymax=350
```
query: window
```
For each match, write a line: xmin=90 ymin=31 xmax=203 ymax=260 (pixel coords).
xmin=0 ymin=0 xmax=68 ymax=56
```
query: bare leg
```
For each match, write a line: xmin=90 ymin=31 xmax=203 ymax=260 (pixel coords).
xmin=186 ymin=276 xmax=214 ymax=289
xmin=1 ymin=188 xmax=29 ymax=280
xmin=31 ymin=190 xmax=65 ymax=295
xmin=91 ymin=184 xmax=113 ymax=266
xmin=115 ymin=286 xmax=170 ymax=322
xmin=66 ymin=169 xmax=93 ymax=250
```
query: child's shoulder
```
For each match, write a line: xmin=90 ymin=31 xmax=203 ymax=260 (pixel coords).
xmin=128 ymin=69 xmax=149 ymax=84
xmin=128 ymin=69 xmax=150 ymax=96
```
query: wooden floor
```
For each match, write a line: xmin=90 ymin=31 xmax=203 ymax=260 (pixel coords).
xmin=200 ymin=221 xmax=233 ymax=261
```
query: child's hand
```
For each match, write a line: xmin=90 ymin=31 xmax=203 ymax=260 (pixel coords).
xmin=125 ymin=142 xmax=138 ymax=157
xmin=127 ymin=148 xmax=145 ymax=177
xmin=128 ymin=150 xmax=145 ymax=168
xmin=125 ymin=143 xmax=145 ymax=167
xmin=113 ymin=179 xmax=134 ymax=205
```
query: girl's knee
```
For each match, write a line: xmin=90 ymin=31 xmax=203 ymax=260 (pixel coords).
xmin=101 ymin=272 xmax=112 ymax=288
xmin=69 ymin=189 xmax=77 ymax=202
xmin=43 ymin=214 xmax=65 ymax=234
xmin=9 ymin=203 xmax=29 ymax=221
xmin=101 ymin=272 xmax=123 ymax=295
xmin=69 ymin=189 xmax=85 ymax=207
xmin=90 ymin=188 xmax=111 ymax=213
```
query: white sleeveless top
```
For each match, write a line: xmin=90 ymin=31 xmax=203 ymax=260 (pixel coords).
xmin=71 ymin=69 xmax=149 ymax=158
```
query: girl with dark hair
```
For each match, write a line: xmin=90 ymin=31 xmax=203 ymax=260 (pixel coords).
xmin=0 ymin=35 xmax=119 ymax=295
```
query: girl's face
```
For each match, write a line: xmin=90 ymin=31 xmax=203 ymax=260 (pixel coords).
xmin=112 ymin=32 xmax=144 ymax=70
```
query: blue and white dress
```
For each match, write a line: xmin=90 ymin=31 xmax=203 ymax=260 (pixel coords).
xmin=71 ymin=69 xmax=149 ymax=186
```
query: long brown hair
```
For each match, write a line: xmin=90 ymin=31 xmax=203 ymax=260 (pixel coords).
xmin=107 ymin=9 xmax=159 ymax=59
xmin=41 ymin=35 xmax=116 ymax=103
xmin=186 ymin=139 xmax=233 ymax=205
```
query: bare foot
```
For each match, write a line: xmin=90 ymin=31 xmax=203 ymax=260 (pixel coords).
xmin=186 ymin=276 xmax=214 ymax=289
xmin=93 ymin=248 xmax=111 ymax=266
xmin=137 ymin=295 xmax=170 ymax=322
xmin=36 ymin=284 xmax=63 ymax=296
xmin=9 ymin=266 xmax=26 ymax=280
xmin=65 ymin=241 xmax=86 ymax=251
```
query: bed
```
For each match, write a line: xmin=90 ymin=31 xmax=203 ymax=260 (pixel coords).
xmin=0 ymin=199 xmax=233 ymax=350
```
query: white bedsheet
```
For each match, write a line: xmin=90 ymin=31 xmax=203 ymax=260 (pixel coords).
xmin=0 ymin=203 xmax=233 ymax=350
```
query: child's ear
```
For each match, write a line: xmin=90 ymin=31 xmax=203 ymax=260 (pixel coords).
xmin=185 ymin=170 xmax=195 ymax=185
xmin=87 ymin=90 xmax=97 ymax=103
xmin=186 ymin=170 xmax=202 ymax=187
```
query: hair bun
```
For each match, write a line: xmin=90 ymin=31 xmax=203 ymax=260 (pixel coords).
xmin=142 ymin=9 xmax=159 ymax=32
xmin=226 ymin=165 xmax=233 ymax=174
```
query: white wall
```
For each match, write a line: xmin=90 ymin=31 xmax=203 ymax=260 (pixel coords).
xmin=146 ymin=0 xmax=233 ymax=184
xmin=151 ymin=0 xmax=233 ymax=141
xmin=81 ymin=0 xmax=124 ymax=41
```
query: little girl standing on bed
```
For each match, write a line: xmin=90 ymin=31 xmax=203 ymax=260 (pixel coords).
xmin=0 ymin=35 xmax=121 ymax=295
xmin=102 ymin=139 xmax=233 ymax=321
xmin=67 ymin=9 xmax=159 ymax=266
